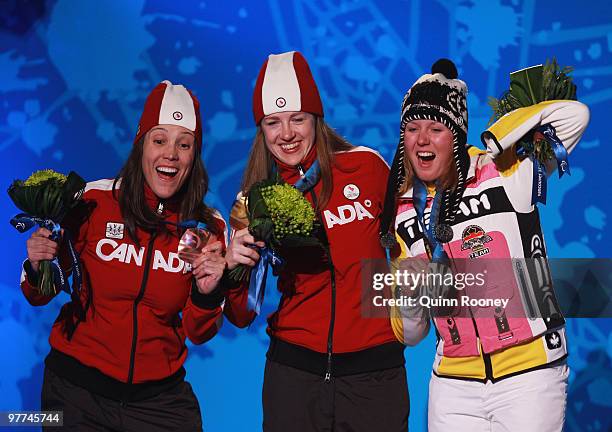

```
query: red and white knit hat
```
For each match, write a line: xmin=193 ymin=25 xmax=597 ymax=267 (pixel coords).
xmin=134 ymin=80 xmax=202 ymax=149
xmin=252 ymin=51 xmax=323 ymax=124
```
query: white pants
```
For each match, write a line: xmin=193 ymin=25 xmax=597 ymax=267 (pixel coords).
xmin=428 ymin=365 xmax=569 ymax=432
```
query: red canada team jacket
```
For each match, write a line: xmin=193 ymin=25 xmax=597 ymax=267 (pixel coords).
xmin=20 ymin=180 xmax=226 ymax=384
xmin=224 ymin=147 xmax=399 ymax=361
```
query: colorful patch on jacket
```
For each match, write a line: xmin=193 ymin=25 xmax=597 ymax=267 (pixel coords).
xmin=460 ymin=224 xmax=492 ymax=259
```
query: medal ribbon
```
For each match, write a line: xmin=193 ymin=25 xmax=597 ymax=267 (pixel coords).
xmin=517 ymin=124 xmax=570 ymax=205
xmin=293 ymin=160 xmax=321 ymax=193
xmin=176 ymin=220 xmax=208 ymax=231
xmin=412 ymin=181 xmax=449 ymax=265
xmin=10 ymin=214 xmax=84 ymax=317
xmin=247 ymin=160 xmax=321 ymax=314
xmin=247 ymin=248 xmax=284 ymax=315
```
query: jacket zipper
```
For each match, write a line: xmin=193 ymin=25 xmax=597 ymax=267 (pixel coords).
xmin=298 ymin=164 xmax=336 ymax=383
xmin=324 ymin=245 xmax=336 ymax=383
xmin=126 ymin=203 xmax=163 ymax=384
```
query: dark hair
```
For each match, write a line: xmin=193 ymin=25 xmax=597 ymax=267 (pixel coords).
xmin=113 ymin=136 xmax=220 ymax=244
xmin=240 ymin=116 xmax=353 ymax=211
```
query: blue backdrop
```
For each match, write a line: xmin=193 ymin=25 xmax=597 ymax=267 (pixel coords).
xmin=1 ymin=1 xmax=611 ymax=431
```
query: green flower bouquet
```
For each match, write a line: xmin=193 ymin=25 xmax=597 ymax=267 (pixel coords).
xmin=228 ymin=179 xmax=321 ymax=282
xmin=488 ymin=58 xmax=577 ymax=165
xmin=9 ymin=169 xmax=86 ymax=295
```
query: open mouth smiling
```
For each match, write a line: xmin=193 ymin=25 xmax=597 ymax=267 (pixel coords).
xmin=417 ymin=151 xmax=436 ymax=162
xmin=156 ymin=166 xmax=179 ymax=179
xmin=280 ymin=142 xmax=299 ymax=151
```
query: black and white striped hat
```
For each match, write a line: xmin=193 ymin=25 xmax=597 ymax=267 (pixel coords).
xmin=380 ymin=59 xmax=470 ymax=248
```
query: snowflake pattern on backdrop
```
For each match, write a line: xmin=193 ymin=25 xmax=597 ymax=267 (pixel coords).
xmin=1 ymin=1 xmax=611 ymax=431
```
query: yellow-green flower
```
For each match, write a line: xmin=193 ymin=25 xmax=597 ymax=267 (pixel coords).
xmin=261 ymin=183 xmax=315 ymax=240
xmin=24 ymin=169 xmax=67 ymax=186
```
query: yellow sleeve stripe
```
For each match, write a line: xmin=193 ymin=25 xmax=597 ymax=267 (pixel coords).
xmin=395 ymin=231 xmax=409 ymax=260
xmin=482 ymin=100 xmax=566 ymax=157
xmin=467 ymin=146 xmax=486 ymax=157
xmin=389 ymin=256 xmax=406 ymax=343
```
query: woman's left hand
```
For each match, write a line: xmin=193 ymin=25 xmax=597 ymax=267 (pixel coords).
xmin=192 ymin=241 xmax=226 ymax=294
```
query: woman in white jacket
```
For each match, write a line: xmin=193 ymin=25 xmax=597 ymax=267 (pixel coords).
xmin=380 ymin=58 xmax=589 ymax=432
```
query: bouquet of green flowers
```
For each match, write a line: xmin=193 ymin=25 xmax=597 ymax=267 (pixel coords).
xmin=229 ymin=179 xmax=321 ymax=282
xmin=228 ymin=177 xmax=325 ymax=314
xmin=9 ymin=169 xmax=86 ymax=296
xmin=488 ymin=58 xmax=577 ymax=166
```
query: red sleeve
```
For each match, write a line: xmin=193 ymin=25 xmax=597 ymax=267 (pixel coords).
xmin=20 ymin=261 xmax=58 ymax=306
xmin=223 ymin=278 xmax=256 ymax=328
xmin=182 ymin=290 xmax=224 ymax=345
xmin=220 ymin=216 xmax=257 ymax=328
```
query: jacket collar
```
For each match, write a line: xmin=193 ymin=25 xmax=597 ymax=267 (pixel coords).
xmin=143 ymin=182 xmax=181 ymax=215
xmin=274 ymin=145 xmax=317 ymax=183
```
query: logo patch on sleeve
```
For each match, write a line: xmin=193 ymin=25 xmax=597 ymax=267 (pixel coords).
xmin=545 ymin=331 xmax=562 ymax=350
xmin=106 ymin=222 xmax=125 ymax=239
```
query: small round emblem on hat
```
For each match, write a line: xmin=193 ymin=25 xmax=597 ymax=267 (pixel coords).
xmin=173 ymin=111 xmax=183 ymax=120
xmin=276 ymin=97 xmax=286 ymax=108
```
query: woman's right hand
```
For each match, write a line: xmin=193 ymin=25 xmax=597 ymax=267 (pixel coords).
xmin=225 ymin=228 xmax=265 ymax=270
xmin=26 ymin=227 xmax=60 ymax=273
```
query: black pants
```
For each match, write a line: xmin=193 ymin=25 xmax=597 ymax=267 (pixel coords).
xmin=262 ymin=359 xmax=409 ymax=432
xmin=41 ymin=367 xmax=203 ymax=431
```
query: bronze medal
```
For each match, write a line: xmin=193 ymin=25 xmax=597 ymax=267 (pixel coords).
xmin=434 ymin=224 xmax=453 ymax=243
xmin=178 ymin=227 xmax=211 ymax=264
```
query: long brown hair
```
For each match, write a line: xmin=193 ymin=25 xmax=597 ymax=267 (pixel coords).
xmin=113 ymin=136 xmax=220 ymax=244
xmin=240 ymin=116 xmax=353 ymax=211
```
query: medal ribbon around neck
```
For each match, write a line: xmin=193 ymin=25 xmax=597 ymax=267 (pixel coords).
xmin=412 ymin=180 xmax=450 ymax=264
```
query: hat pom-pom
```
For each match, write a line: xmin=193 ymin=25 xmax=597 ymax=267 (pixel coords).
xmin=431 ymin=59 xmax=458 ymax=79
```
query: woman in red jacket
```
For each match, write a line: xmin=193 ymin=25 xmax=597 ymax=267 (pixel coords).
xmin=224 ymin=51 xmax=408 ymax=432
xmin=22 ymin=81 xmax=226 ymax=431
